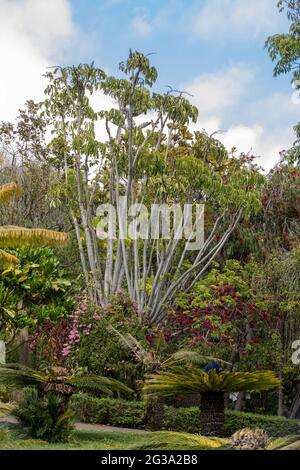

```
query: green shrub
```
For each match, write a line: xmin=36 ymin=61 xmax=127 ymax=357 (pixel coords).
xmin=70 ymin=393 xmax=145 ymax=429
xmin=0 ymin=384 xmax=10 ymax=403
xmin=70 ymin=393 xmax=299 ymax=437
xmin=163 ymin=406 xmax=201 ymax=433
xmin=224 ymin=410 xmax=298 ymax=437
xmin=0 ymin=428 xmax=8 ymax=442
xmin=16 ymin=387 xmax=74 ymax=442
xmin=72 ymin=297 xmax=146 ymax=389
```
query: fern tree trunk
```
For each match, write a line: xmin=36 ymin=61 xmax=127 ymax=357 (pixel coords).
xmin=145 ymin=361 xmax=164 ymax=431
xmin=200 ymin=392 xmax=225 ymax=437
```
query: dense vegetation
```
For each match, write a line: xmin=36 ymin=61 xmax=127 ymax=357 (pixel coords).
xmin=0 ymin=0 xmax=300 ymax=450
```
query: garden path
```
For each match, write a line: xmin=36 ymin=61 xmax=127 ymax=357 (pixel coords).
xmin=0 ymin=416 xmax=146 ymax=434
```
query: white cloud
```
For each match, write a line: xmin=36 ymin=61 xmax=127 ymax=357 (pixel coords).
xmin=220 ymin=124 xmax=264 ymax=153
xmin=184 ymin=64 xmax=254 ymax=120
xmin=183 ymin=64 xmax=295 ymax=171
xmin=247 ymin=92 xmax=300 ymax=128
xmin=130 ymin=14 xmax=152 ymax=37
xmin=0 ymin=0 xmax=74 ymax=122
xmin=193 ymin=0 xmax=283 ymax=40
xmin=218 ymin=124 xmax=294 ymax=171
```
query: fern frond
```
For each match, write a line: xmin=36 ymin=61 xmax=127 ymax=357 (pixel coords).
xmin=107 ymin=324 xmax=148 ymax=363
xmin=164 ymin=351 xmax=231 ymax=368
xmin=0 ymin=227 xmax=69 ymax=248
xmin=0 ymin=402 xmax=15 ymax=418
xmin=68 ymin=375 xmax=133 ymax=396
xmin=130 ymin=431 xmax=228 ymax=450
xmin=0 ymin=183 xmax=19 ymax=204
xmin=144 ymin=368 xmax=281 ymax=396
xmin=0 ymin=249 xmax=19 ymax=266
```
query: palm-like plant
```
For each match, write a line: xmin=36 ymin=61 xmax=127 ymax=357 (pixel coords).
xmin=144 ymin=367 xmax=281 ymax=436
xmin=0 ymin=182 xmax=68 ymax=266
xmin=0 ymin=401 xmax=15 ymax=418
xmin=0 ymin=364 xmax=132 ymax=414
xmin=108 ymin=325 xmax=165 ymax=431
xmin=109 ymin=327 xmax=231 ymax=431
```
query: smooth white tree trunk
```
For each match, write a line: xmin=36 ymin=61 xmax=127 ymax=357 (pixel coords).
xmin=0 ymin=340 xmax=6 ymax=364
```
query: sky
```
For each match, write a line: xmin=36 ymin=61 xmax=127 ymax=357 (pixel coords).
xmin=0 ymin=0 xmax=298 ymax=171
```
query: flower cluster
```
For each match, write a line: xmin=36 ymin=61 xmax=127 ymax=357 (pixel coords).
xmin=61 ymin=302 xmax=90 ymax=358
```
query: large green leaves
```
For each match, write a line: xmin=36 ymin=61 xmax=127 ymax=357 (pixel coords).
xmin=144 ymin=368 xmax=281 ymax=396
xmin=0 ymin=364 xmax=133 ymax=397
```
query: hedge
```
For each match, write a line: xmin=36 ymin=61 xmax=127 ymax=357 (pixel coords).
xmin=70 ymin=393 xmax=299 ymax=437
xmin=70 ymin=393 xmax=145 ymax=429
xmin=224 ymin=410 xmax=299 ymax=437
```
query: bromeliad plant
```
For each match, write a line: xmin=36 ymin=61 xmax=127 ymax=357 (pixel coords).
xmin=144 ymin=367 xmax=281 ymax=437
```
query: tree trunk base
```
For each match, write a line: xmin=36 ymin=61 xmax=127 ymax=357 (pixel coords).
xmin=144 ymin=395 xmax=164 ymax=431
xmin=200 ymin=392 xmax=225 ymax=437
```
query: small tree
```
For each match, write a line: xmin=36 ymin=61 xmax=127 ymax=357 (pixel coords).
xmin=108 ymin=325 xmax=165 ymax=431
xmin=0 ymin=363 xmax=132 ymax=413
xmin=144 ymin=367 xmax=280 ymax=436
xmin=0 ymin=181 xmax=69 ymax=363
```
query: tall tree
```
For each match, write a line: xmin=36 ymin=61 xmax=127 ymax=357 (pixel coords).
xmin=44 ymin=51 xmax=263 ymax=324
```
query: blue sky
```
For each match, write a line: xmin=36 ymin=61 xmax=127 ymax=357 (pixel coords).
xmin=0 ymin=0 xmax=298 ymax=170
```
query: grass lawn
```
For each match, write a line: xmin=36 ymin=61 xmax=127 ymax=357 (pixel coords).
xmin=1 ymin=423 xmax=300 ymax=450
xmin=0 ymin=423 xmax=229 ymax=450
xmin=0 ymin=424 xmax=142 ymax=450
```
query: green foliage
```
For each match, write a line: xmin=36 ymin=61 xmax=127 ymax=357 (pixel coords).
xmin=163 ymin=406 xmax=201 ymax=433
xmin=15 ymin=387 xmax=74 ymax=442
xmin=224 ymin=410 xmax=299 ymax=438
xmin=266 ymin=1 xmax=300 ymax=144
xmin=0 ymin=364 xmax=133 ymax=398
xmin=144 ymin=368 xmax=281 ymax=396
xmin=0 ymin=247 xmax=74 ymax=333
xmin=70 ymin=394 xmax=298 ymax=437
xmin=0 ymin=424 xmax=146 ymax=450
xmin=129 ymin=431 xmax=227 ymax=450
xmin=70 ymin=393 xmax=145 ymax=428
xmin=0 ymin=384 xmax=10 ymax=403
xmin=152 ymin=259 xmax=278 ymax=372
xmin=73 ymin=295 xmax=146 ymax=388
xmin=267 ymin=434 xmax=300 ymax=450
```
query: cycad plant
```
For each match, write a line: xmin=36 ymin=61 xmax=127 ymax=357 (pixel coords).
xmin=144 ymin=367 xmax=280 ymax=436
xmin=0 ymin=364 xmax=132 ymax=441
xmin=0 ymin=182 xmax=68 ymax=266
xmin=108 ymin=325 xmax=165 ymax=431
xmin=0 ymin=401 xmax=15 ymax=418
xmin=109 ymin=327 xmax=229 ymax=431
xmin=0 ymin=364 xmax=132 ymax=409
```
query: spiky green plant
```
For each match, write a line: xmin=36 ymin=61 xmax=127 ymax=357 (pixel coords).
xmin=0 ymin=364 xmax=132 ymax=399
xmin=0 ymin=363 xmax=133 ymax=441
xmin=108 ymin=325 xmax=165 ymax=431
xmin=129 ymin=431 xmax=228 ymax=450
xmin=109 ymin=325 xmax=231 ymax=432
xmin=0 ymin=401 xmax=15 ymax=418
xmin=144 ymin=368 xmax=281 ymax=437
